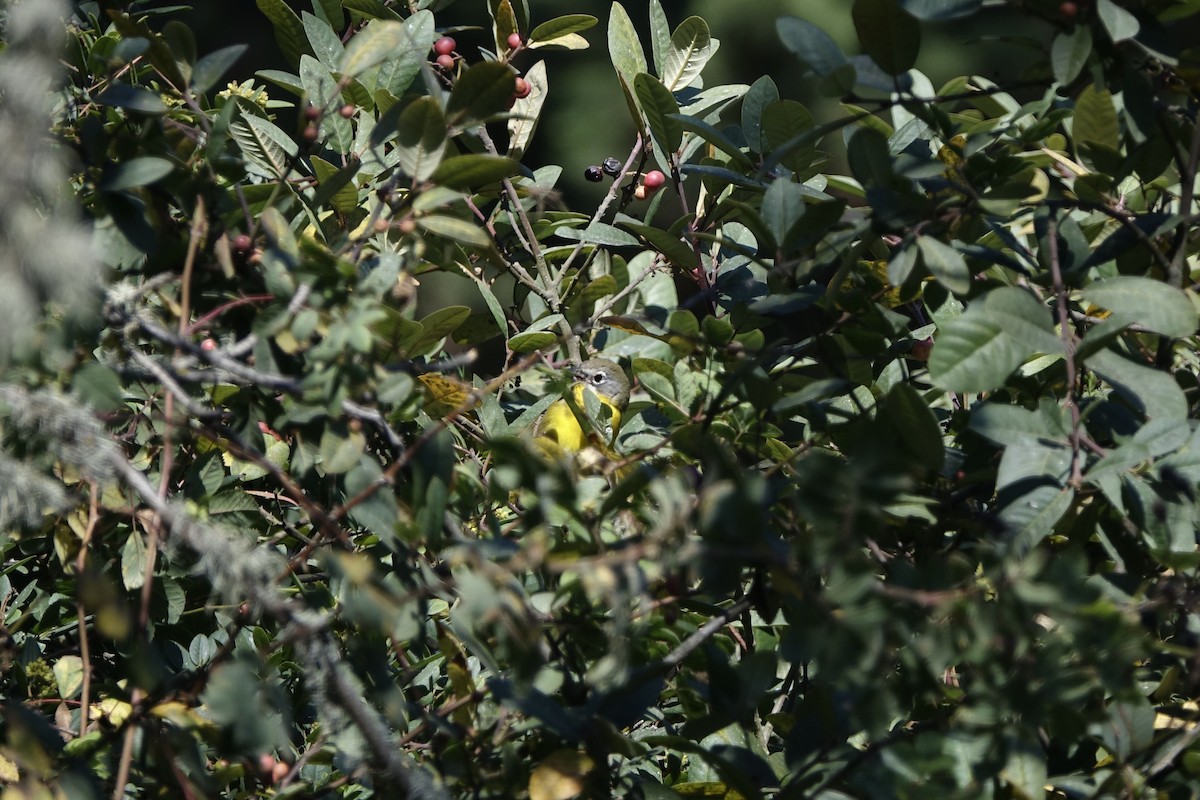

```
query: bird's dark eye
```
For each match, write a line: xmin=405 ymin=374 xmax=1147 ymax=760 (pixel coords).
xmin=590 ymin=373 xmax=603 ymax=384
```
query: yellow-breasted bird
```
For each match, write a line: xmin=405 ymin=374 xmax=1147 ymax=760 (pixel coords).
xmin=533 ymin=358 xmax=630 ymax=458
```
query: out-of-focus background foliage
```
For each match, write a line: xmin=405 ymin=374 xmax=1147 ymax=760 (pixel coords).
xmin=175 ymin=0 xmax=1065 ymax=207
xmin=6 ymin=0 xmax=1200 ymax=795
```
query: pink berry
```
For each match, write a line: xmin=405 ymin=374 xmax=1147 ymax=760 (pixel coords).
xmin=433 ymin=36 xmax=456 ymax=56
xmin=200 ymin=338 xmax=217 ymax=351
xmin=642 ymin=170 xmax=666 ymax=190
xmin=232 ymin=234 xmax=252 ymax=253
xmin=507 ymin=32 xmax=523 ymax=50
xmin=514 ymin=77 xmax=531 ymax=99
xmin=436 ymin=53 xmax=455 ymax=71
xmin=339 ymin=104 xmax=354 ymax=118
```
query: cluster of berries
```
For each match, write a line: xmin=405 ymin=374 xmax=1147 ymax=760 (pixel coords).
xmin=433 ymin=35 xmax=530 ymax=101
xmin=585 ymin=158 xmax=666 ymax=200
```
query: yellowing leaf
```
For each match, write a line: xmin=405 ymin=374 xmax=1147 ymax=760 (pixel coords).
xmin=528 ymin=750 xmax=594 ymax=800
xmin=418 ymin=372 xmax=472 ymax=417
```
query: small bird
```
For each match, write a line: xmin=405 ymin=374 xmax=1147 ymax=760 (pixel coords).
xmin=533 ymin=358 xmax=630 ymax=457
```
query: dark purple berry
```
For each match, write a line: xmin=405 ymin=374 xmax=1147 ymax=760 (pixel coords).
xmin=601 ymin=157 xmax=621 ymax=177
xmin=584 ymin=165 xmax=603 ymax=182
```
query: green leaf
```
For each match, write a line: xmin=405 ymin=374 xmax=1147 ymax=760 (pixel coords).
xmin=101 ymin=157 xmax=175 ymax=192
xmin=620 ymin=222 xmax=699 ymax=270
xmin=1093 ymin=697 xmax=1155 ymax=760
xmin=917 ymin=236 xmax=971 ymax=295
xmin=930 ymin=287 xmax=1061 ymax=393
xmin=1088 ymin=348 xmax=1188 ymax=422
xmin=95 ymin=84 xmax=168 ymax=115
xmin=885 ymin=382 xmax=945 ymax=472
xmin=507 ymin=60 xmax=547 ymax=158
xmin=761 ymin=179 xmax=806 ymax=251
xmin=299 ymin=55 xmax=353 ymax=152
xmin=648 ymin=0 xmax=671 ymax=76
xmin=320 ymin=427 xmax=367 ymax=474
xmin=313 ymin=0 xmax=345 ymax=30
xmin=230 ymin=114 xmax=297 ymax=179
xmin=608 ymin=2 xmax=647 ymax=91
xmin=554 ymin=222 xmax=640 ymax=247
xmin=201 ymin=661 xmax=290 ymax=753
xmin=761 ymin=99 xmax=818 ymax=173
xmin=1051 ymin=26 xmax=1092 ymax=86
xmin=1074 ymin=83 xmax=1119 ymax=151
xmin=777 ymin=16 xmax=847 ymax=76
xmin=671 ymin=114 xmax=754 ymax=169
xmin=342 ymin=0 xmax=403 ymax=21
xmin=409 ymin=306 xmax=472 ymax=357
xmin=417 ymin=215 xmax=490 ymax=247
xmin=396 ymin=97 xmax=447 ymax=182
xmin=971 ymin=402 xmax=1070 ymax=447
xmin=310 ymin=156 xmax=360 ymax=215
xmin=847 ymin=125 xmax=893 ymax=188
xmin=899 ymin=0 xmax=982 ymax=19
xmin=853 ymin=0 xmax=921 ymax=76
xmin=192 ymin=44 xmax=247 ymax=94
xmin=509 ymin=331 xmax=558 ymax=353
xmin=375 ymin=11 xmax=433 ymax=96
xmin=490 ymin=0 xmax=520 ymax=52
xmin=741 ymin=76 xmax=779 ymax=155
xmin=73 ymin=363 xmax=125 ymax=412
xmin=303 ymin=11 xmax=344 ymax=68
xmin=1004 ymin=482 xmax=1074 ymax=553
xmin=341 ymin=20 xmax=407 ymax=78
xmin=256 ymin=0 xmax=313 ymax=66
xmin=121 ymin=531 xmax=147 ymax=591
xmin=53 ymin=656 xmax=84 ymax=700
xmin=1097 ymin=0 xmax=1139 ymax=42
xmin=528 ymin=14 xmax=597 ymax=45
xmin=662 ymin=16 xmax=715 ymax=91
xmin=446 ymin=62 xmax=516 ymax=129
xmin=635 ymin=73 xmax=683 ymax=155
xmin=1080 ymin=276 xmax=1198 ymax=338
xmin=887 ymin=239 xmax=919 ymax=286
xmin=429 ymin=155 xmax=521 ymax=189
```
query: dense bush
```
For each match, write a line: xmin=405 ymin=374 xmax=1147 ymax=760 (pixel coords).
xmin=3 ymin=0 xmax=1200 ymax=797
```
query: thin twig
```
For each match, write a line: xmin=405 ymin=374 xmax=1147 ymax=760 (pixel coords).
xmin=661 ymin=596 xmax=753 ymax=671
xmin=1168 ymin=114 xmax=1200 ymax=287
xmin=74 ymin=483 xmax=100 ymax=738
xmin=1047 ymin=212 xmax=1083 ymax=488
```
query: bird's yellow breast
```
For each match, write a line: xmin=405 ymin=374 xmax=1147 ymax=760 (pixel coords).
xmin=535 ymin=384 xmax=622 ymax=455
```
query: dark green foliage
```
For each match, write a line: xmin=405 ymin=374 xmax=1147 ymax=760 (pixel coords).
xmin=3 ymin=0 xmax=1200 ymax=797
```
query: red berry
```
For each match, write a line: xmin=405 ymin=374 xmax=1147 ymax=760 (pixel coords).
xmin=433 ymin=36 xmax=456 ymax=56
xmin=436 ymin=53 xmax=455 ymax=71
xmin=232 ymin=234 xmax=252 ymax=253
xmin=507 ymin=32 xmax=523 ymax=50
xmin=642 ymin=170 xmax=666 ymax=190
xmin=339 ymin=104 xmax=355 ymax=119
xmin=514 ymin=77 xmax=531 ymax=99
xmin=910 ymin=337 xmax=933 ymax=361
xmin=303 ymin=105 xmax=321 ymax=121
xmin=1060 ymin=1 xmax=1078 ymax=19
xmin=200 ymin=338 xmax=217 ymax=351
xmin=302 ymin=125 xmax=319 ymax=143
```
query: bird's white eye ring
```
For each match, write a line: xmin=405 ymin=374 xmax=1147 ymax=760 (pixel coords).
xmin=590 ymin=373 xmax=603 ymax=384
